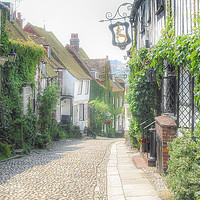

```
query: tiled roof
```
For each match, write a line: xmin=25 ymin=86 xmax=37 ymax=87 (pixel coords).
xmin=24 ymin=24 xmax=91 ymax=80
xmin=46 ymin=62 xmax=57 ymax=77
xmin=115 ymin=77 xmax=126 ymax=84
xmin=79 ymin=48 xmax=89 ymax=59
xmin=6 ymin=20 xmax=56 ymax=78
xmin=66 ymin=45 xmax=92 ymax=77
xmin=85 ymin=59 xmax=110 ymax=74
xmin=6 ymin=20 xmax=30 ymax=41
xmin=110 ymin=79 xmax=124 ymax=93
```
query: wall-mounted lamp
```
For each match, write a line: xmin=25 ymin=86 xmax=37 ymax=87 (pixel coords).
xmin=8 ymin=48 xmax=16 ymax=64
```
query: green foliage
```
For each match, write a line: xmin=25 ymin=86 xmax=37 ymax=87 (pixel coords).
xmin=36 ymin=83 xmax=61 ymax=147
xmin=85 ymin=127 xmax=96 ymax=139
xmin=0 ymin=94 xmax=11 ymax=143
xmin=167 ymin=130 xmax=200 ymax=200
xmin=35 ymin=133 xmax=51 ymax=149
xmin=61 ymin=122 xmax=82 ymax=139
xmin=89 ymin=79 xmax=106 ymax=102
xmin=0 ymin=10 xmax=45 ymax=149
xmin=127 ymin=69 xmax=156 ymax=145
xmin=70 ymin=125 xmax=82 ymax=138
xmin=89 ymin=98 xmax=110 ymax=136
xmin=128 ymin=120 xmax=141 ymax=147
xmin=0 ymin=142 xmax=12 ymax=158
xmin=22 ymin=110 xmax=38 ymax=148
xmin=128 ymin=3 xmax=200 ymax=199
xmin=128 ymin=70 xmax=156 ymax=124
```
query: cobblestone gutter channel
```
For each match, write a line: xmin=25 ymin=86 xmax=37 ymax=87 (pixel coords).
xmin=0 ymin=138 xmax=121 ymax=200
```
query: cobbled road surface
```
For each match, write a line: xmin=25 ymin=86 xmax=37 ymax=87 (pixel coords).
xmin=0 ymin=138 xmax=122 ymax=200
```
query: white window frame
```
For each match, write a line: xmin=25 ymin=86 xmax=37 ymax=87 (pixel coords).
xmin=85 ymin=80 xmax=89 ymax=95
xmin=79 ymin=104 xmax=84 ymax=121
xmin=78 ymin=80 xmax=83 ymax=95
xmin=120 ymin=96 xmax=123 ymax=107
xmin=23 ymin=86 xmax=32 ymax=115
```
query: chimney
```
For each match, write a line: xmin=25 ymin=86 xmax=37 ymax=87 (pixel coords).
xmin=16 ymin=12 xmax=23 ymax=28
xmin=70 ymin=33 xmax=80 ymax=52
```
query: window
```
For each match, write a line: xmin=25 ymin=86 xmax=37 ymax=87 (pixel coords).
xmin=120 ymin=96 xmax=123 ymax=107
xmin=162 ymin=64 xmax=176 ymax=114
xmin=84 ymin=104 xmax=88 ymax=120
xmin=23 ymin=86 xmax=32 ymax=115
xmin=79 ymin=104 xmax=88 ymax=121
xmin=85 ymin=81 xmax=89 ymax=95
xmin=112 ymin=115 xmax=115 ymax=129
xmin=146 ymin=0 xmax=151 ymax=23
xmin=139 ymin=2 xmax=145 ymax=34
xmin=117 ymin=97 xmax=119 ymax=107
xmin=78 ymin=80 xmax=83 ymax=95
xmin=79 ymin=104 xmax=84 ymax=121
xmin=73 ymin=105 xmax=78 ymax=123
xmin=91 ymin=71 xmax=99 ymax=79
xmin=155 ymin=0 xmax=164 ymax=15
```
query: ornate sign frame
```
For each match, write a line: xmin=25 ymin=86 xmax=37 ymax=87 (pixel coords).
xmin=109 ymin=22 xmax=131 ymax=50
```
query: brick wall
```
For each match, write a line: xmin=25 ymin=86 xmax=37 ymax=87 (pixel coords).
xmin=155 ymin=116 xmax=177 ymax=173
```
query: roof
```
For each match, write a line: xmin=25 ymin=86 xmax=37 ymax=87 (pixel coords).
xmin=85 ymin=58 xmax=110 ymax=74
xmin=66 ymin=45 xmax=92 ymax=77
xmin=115 ymin=77 xmax=126 ymax=84
xmin=24 ymin=23 xmax=91 ymax=80
xmin=110 ymin=79 xmax=124 ymax=93
xmin=79 ymin=48 xmax=89 ymax=59
xmin=6 ymin=20 xmax=30 ymax=41
xmin=6 ymin=20 xmax=56 ymax=78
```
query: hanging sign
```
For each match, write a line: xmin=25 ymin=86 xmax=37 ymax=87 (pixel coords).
xmin=109 ymin=21 xmax=131 ymax=50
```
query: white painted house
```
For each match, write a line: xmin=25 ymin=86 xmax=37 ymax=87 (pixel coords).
xmin=24 ymin=25 xmax=92 ymax=134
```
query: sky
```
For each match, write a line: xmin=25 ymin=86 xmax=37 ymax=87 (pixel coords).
xmin=3 ymin=0 xmax=133 ymax=63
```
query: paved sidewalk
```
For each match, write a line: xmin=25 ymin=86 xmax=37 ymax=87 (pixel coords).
xmin=107 ymin=141 xmax=160 ymax=200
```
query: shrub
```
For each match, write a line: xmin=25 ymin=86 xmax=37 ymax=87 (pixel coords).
xmin=0 ymin=142 xmax=12 ymax=158
xmin=70 ymin=125 xmax=82 ymax=138
xmin=85 ymin=127 xmax=96 ymax=139
xmin=34 ymin=132 xmax=51 ymax=149
xmin=166 ymin=130 xmax=200 ymax=200
xmin=128 ymin=119 xmax=141 ymax=148
xmin=89 ymin=98 xmax=110 ymax=135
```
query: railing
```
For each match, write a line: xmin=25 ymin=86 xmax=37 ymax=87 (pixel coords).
xmin=140 ymin=118 xmax=156 ymax=160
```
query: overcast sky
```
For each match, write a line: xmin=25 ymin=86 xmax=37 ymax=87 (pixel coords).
xmin=4 ymin=0 xmax=133 ymax=63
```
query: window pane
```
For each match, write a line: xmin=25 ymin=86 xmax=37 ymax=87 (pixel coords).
xmin=79 ymin=104 xmax=84 ymax=121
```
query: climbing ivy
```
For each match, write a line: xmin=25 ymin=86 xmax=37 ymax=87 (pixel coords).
xmin=128 ymin=3 xmax=200 ymax=198
xmin=89 ymin=62 xmax=124 ymax=137
xmin=0 ymin=11 xmax=45 ymax=151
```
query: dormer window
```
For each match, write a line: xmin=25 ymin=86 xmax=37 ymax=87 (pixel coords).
xmin=109 ymin=74 xmax=116 ymax=82
xmin=91 ymin=71 xmax=99 ymax=79
xmin=43 ymin=45 xmax=51 ymax=58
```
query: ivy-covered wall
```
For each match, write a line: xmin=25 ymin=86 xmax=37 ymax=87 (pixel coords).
xmin=0 ymin=10 xmax=62 ymax=154
xmin=89 ymin=62 xmax=125 ymax=138
xmin=128 ymin=2 xmax=200 ymax=198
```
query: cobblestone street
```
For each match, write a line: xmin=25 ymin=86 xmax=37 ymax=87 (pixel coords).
xmin=0 ymin=138 xmax=120 ymax=200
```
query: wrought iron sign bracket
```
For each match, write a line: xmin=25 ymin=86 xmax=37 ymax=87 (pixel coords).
xmin=100 ymin=3 xmax=134 ymax=50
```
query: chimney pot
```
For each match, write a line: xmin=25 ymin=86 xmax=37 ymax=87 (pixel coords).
xmin=70 ymin=33 xmax=80 ymax=52
xmin=17 ymin=12 xmax=21 ymax=19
